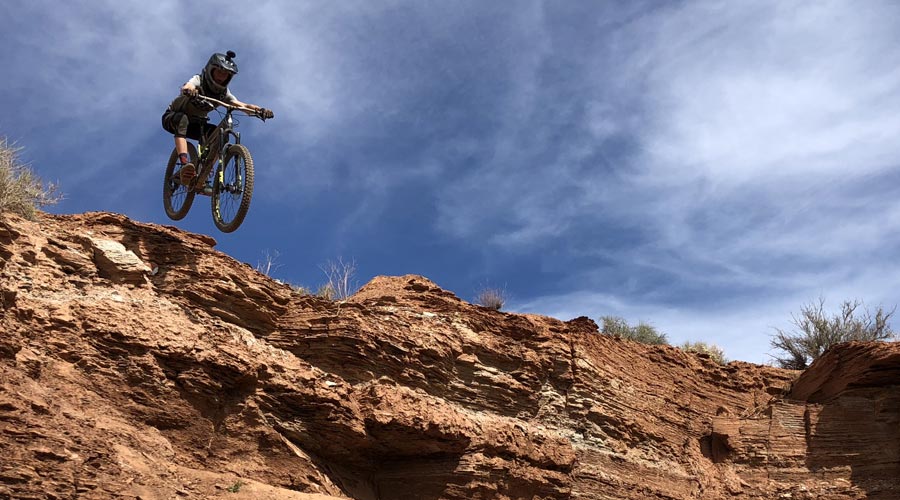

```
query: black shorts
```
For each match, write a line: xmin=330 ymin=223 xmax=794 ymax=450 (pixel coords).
xmin=161 ymin=111 xmax=216 ymax=141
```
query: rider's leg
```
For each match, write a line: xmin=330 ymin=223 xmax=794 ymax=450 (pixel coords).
xmin=164 ymin=112 xmax=193 ymax=166
xmin=169 ymin=113 xmax=197 ymax=185
xmin=174 ymin=136 xmax=191 ymax=167
xmin=175 ymin=136 xmax=188 ymax=159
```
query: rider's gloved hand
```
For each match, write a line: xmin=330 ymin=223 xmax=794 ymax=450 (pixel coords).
xmin=258 ymin=108 xmax=274 ymax=120
xmin=181 ymin=86 xmax=199 ymax=97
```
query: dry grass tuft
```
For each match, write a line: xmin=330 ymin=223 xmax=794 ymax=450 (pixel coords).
xmin=0 ymin=138 xmax=61 ymax=219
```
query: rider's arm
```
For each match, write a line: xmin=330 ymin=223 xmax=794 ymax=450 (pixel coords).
xmin=181 ymin=75 xmax=201 ymax=95
xmin=229 ymin=98 xmax=260 ymax=112
xmin=220 ymin=88 xmax=257 ymax=111
xmin=226 ymin=91 xmax=272 ymax=118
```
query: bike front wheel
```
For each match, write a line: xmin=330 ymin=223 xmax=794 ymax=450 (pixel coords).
xmin=163 ymin=143 xmax=198 ymax=220
xmin=211 ymin=144 xmax=255 ymax=233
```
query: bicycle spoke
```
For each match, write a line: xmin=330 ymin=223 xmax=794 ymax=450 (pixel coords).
xmin=211 ymin=144 xmax=254 ymax=233
xmin=163 ymin=145 xmax=197 ymax=220
xmin=217 ymin=158 xmax=241 ymax=222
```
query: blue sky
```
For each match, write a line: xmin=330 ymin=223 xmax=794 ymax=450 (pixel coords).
xmin=3 ymin=1 xmax=900 ymax=363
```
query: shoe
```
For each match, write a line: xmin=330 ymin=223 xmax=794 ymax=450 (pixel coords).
xmin=201 ymin=184 xmax=214 ymax=196
xmin=178 ymin=163 xmax=196 ymax=186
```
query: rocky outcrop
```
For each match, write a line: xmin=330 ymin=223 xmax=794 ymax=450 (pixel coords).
xmin=709 ymin=342 xmax=900 ymax=499
xmin=1 ymin=212 xmax=897 ymax=499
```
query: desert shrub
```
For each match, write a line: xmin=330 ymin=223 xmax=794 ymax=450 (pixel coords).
xmin=255 ymin=249 xmax=311 ymax=292
xmin=599 ymin=315 xmax=669 ymax=345
xmin=600 ymin=315 xmax=630 ymax=337
xmin=256 ymin=249 xmax=282 ymax=276
xmin=680 ymin=341 xmax=728 ymax=364
xmin=475 ymin=287 xmax=507 ymax=310
xmin=771 ymin=298 xmax=895 ymax=370
xmin=0 ymin=138 xmax=61 ymax=219
xmin=316 ymin=282 xmax=335 ymax=300
xmin=319 ymin=258 xmax=358 ymax=301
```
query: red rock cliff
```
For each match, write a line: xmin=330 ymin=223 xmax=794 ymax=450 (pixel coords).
xmin=1 ymin=212 xmax=897 ymax=499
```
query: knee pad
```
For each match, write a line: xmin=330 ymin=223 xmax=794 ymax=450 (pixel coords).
xmin=163 ymin=112 xmax=191 ymax=138
xmin=173 ymin=113 xmax=190 ymax=138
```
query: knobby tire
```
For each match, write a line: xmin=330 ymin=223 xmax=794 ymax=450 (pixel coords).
xmin=211 ymin=144 xmax=254 ymax=233
xmin=163 ymin=143 xmax=198 ymax=220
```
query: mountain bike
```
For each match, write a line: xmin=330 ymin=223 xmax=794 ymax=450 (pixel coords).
xmin=163 ymin=95 xmax=268 ymax=233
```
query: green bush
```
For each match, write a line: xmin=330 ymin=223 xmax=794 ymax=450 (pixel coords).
xmin=771 ymin=298 xmax=895 ymax=370
xmin=599 ymin=315 xmax=668 ymax=345
xmin=680 ymin=341 xmax=728 ymax=364
xmin=0 ymin=138 xmax=61 ymax=219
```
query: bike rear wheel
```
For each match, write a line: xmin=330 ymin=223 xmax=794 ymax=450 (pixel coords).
xmin=163 ymin=143 xmax=198 ymax=220
xmin=211 ymin=144 xmax=254 ymax=233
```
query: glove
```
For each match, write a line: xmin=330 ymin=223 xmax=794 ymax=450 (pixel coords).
xmin=181 ymin=86 xmax=199 ymax=97
xmin=258 ymin=108 xmax=274 ymax=120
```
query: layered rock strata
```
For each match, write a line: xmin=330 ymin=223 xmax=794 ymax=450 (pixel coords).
xmin=1 ymin=212 xmax=896 ymax=499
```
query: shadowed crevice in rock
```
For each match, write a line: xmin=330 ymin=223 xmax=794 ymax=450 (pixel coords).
xmin=700 ymin=431 xmax=733 ymax=464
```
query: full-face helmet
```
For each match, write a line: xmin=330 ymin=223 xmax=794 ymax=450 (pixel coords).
xmin=202 ymin=50 xmax=239 ymax=95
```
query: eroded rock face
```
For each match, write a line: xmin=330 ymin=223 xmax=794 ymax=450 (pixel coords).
xmin=0 ymin=212 xmax=897 ymax=499
xmin=708 ymin=342 xmax=900 ymax=499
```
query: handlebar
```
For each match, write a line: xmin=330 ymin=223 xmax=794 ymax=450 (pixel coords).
xmin=192 ymin=94 xmax=264 ymax=118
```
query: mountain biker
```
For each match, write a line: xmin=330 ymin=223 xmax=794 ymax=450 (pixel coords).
xmin=161 ymin=51 xmax=274 ymax=187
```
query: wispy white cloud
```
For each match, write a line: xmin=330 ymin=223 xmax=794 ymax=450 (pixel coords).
xmin=4 ymin=2 xmax=192 ymax=118
xmin=436 ymin=0 xmax=900 ymax=246
xmin=2 ymin=1 xmax=198 ymax=201
xmin=634 ymin=1 xmax=900 ymax=186
xmin=620 ymin=1 xmax=900 ymax=294
xmin=432 ymin=1 xmax=900 ymax=361
xmin=237 ymin=2 xmax=554 ymax=219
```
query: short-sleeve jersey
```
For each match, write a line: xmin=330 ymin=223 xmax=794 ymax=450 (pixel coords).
xmin=165 ymin=74 xmax=238 ymax=119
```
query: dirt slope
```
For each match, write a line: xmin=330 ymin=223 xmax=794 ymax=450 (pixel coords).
xmin=1 ymin=212 xmax=897 ymax=499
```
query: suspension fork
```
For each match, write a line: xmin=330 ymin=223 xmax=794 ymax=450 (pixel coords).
xmin=214 ymin=123 xmax=233 ymax=190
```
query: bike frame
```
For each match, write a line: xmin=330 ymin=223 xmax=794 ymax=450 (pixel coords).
xmin=193 ymin=95 xmax=257 ymax=186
